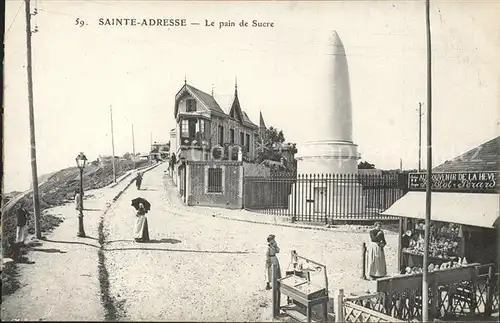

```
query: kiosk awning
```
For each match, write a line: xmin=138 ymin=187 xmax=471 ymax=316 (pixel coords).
xmin=381 ymin=192 xmax=500 ymax=228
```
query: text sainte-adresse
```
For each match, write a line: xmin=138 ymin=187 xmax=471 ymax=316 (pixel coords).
xmin=98 ymin=18 xmax=275 ymax=28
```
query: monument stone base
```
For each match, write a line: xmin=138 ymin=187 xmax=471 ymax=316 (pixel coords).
xmin=288 ymin=181 xmax=367 ymax=220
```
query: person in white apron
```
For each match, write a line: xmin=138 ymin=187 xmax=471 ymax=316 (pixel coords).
xmin=16 ymin=207 xmax=29 ymax=244
xmin=134 ymin=203 xmax=150 ymax=242
xmin=266 ymin=234 xmax=281 ymax=290
xmin=367 ymin=222 xmax=387 ymax=279
xmin=11 ymin=207 xmax=29 ymax=262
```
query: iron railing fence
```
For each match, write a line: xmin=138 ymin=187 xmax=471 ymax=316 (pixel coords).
xmin=243 ymin=173 xmax=409 ymax=223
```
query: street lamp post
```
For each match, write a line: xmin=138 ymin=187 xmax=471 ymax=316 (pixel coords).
xmin=76 ymin=152 xmax=87 ymax=237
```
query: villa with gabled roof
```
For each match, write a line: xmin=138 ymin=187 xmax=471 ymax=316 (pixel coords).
xmin=173 ymin=80 xmax=259 ymax=163
xmin=169 ymin=79 xmax=298 ymax=206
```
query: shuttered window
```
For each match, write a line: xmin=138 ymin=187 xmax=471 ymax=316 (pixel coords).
xmin=181 ymin=120 xmax=189 ymax=137
xmin=207 ymin=168 xmax=223 ymax=193
xmin=218 ymin=125 xmax=224 ymax=146
xmin=230 ymin=129 xmax=235 ymax=144
xmin=186 ymin=99 xmax=197 ymax=112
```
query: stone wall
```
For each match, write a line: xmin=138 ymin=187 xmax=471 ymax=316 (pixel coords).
xmin=186 ymin=160 xmax=243 ymax=209
xmin=243 ymin=162 xmax=270 ymax=177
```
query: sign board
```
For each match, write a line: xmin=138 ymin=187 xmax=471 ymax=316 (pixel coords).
xmin=408 ymin=171 xmax=499 ymax=193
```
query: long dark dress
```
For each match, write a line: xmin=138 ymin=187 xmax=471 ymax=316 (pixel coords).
xmin=136 ymin=175 xmax=142 ymax=190
xmin=266 ymin=243 xmax=281 ymax=283
xmin=141 ymin=218 xmax=150 ymax=241
xmin=368 ymin=229 xmax=387 ymax=278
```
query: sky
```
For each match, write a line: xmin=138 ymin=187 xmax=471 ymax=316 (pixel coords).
xmin=3 ymin=0 xmax=500 ymax=193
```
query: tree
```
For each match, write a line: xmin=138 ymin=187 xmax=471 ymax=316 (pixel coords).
xmin=358 ymin=161 xmax=376 ymax=169
xmin=256 ymin=127 xmax=297 ymax=172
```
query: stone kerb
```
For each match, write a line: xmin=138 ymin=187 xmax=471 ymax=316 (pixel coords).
xmin=186 ymin=160 xmax=243 ymax=167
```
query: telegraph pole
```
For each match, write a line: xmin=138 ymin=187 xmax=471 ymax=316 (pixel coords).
xmin=132 ymin=124 xmax=136 ymax=169
xmin=422 ymin=0 xmax=433 ymax=321
xmin=418 ymin=102 xmax=424 ymax=172
xmin=150 ymin=132 xmax=153 ymax=164
xmin=25 ymin=0 xmax=42 ymax=239
xmin=110 ymin=105 xmax=116 ymax=182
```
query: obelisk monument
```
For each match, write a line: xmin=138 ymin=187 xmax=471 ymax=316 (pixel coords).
xmin=296 ymin=31 xmax=359 ymax=174
xmin=291 ymin=31 xmax=365 ymax=219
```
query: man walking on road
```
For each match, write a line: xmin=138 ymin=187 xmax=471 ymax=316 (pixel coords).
xmin=11 ymin=207 xmax=29 ymax=262
xmin=15 ymin=207 xmax=29 ymax=245
xmin=136 ymin=173 xmax=143 ymax=190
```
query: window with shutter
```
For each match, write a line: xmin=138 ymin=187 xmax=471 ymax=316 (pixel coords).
xmin=186 ymin=99 xmax=197 ymax=112
xmin=181 ymin=120 xmax=189 ymax=137
xmin=207 ymin=168 xmax=223 ymax=193
xmin=218 ymin=125 xmax=224 ymax=146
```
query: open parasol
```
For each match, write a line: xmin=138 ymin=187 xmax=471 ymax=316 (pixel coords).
xmin=131 ymin=197 xmax=151 ymax=213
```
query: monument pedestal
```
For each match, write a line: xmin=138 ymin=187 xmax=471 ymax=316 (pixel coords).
xmin=288 ymin=181 xmax=366 ymax=221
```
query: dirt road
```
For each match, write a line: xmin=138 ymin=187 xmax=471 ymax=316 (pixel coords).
xmin=102 ymin=164 xmax=397 ymax=321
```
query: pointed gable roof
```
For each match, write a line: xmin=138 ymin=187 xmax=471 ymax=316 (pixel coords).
xmin=433 ymin=136 xmax=499 ymax=172
xmin=242 ymin=111 xmax=257 ymax=128
xmin=228 ymin=82 xmax=244 ymax=123
xmin=227 ymin=82 xmax=257 ymax=128
xmin=174 ymin=83 xmax=225 ymax=117
xmin=259 ymin=111 xmax=267 ymax=129
xmin=174 ymin=80 xmax=258 ymax=128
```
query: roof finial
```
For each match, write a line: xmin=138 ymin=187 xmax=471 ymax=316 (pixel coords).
xmin=211 ymin=84 xmax=214 ymax=97
xmin=184 ymin=74 xmax=187 ymax=85
xmin=235 ymin=76 xmax=238 ymax=95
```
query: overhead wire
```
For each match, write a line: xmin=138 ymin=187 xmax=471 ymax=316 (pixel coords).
xmin=5 ymin=1 xmax=24 ymax=36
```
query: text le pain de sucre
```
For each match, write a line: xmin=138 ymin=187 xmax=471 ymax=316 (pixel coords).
xmin=96 ymin=18 xmax=275 ymax=28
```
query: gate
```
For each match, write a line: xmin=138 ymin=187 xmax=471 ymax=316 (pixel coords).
xmin=179 ymin=163 xmax=187 ymax=203
xmin=243 ymin=173 xmax=408 ymax=223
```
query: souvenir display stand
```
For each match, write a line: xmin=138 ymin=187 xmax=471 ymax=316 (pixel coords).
xmin=379 ymin=170 xmax=499 ymax=321
xmin=278 ymin=253 xmax=329 ymax=323
xmin=379 ymin=171 xmax=500 ymax=274
xmin=399 ymin=220 xmax=467 ymax=273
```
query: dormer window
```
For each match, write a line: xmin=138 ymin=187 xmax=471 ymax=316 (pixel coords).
xmin=186 ymin=99 xmax=197 ymax=112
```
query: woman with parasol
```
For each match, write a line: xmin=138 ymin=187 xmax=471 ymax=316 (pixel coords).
xmin=132 ymin=197 xmax=151 ymax=242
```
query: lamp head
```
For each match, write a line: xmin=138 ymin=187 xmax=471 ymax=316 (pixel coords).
xmin=76 ymin=152 xmax=88 ymax=169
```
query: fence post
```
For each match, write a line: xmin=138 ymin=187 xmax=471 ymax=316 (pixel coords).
xmin=431 ymin=275 xmax=439 ymax=319
xmin=272 ymin=263 xmax=280 ymax=318
xmin=335 ymin=288 xmax=344 ymax=323
xmin=292 ymin=176 xmax=297 ymax=223
xmin=470 ymin=267 xmax=478 ymax=315
xmin=485 ymin=265 xmax=493 ymax=316
xmin=361 ymin=243 xmax=367 ymax=280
